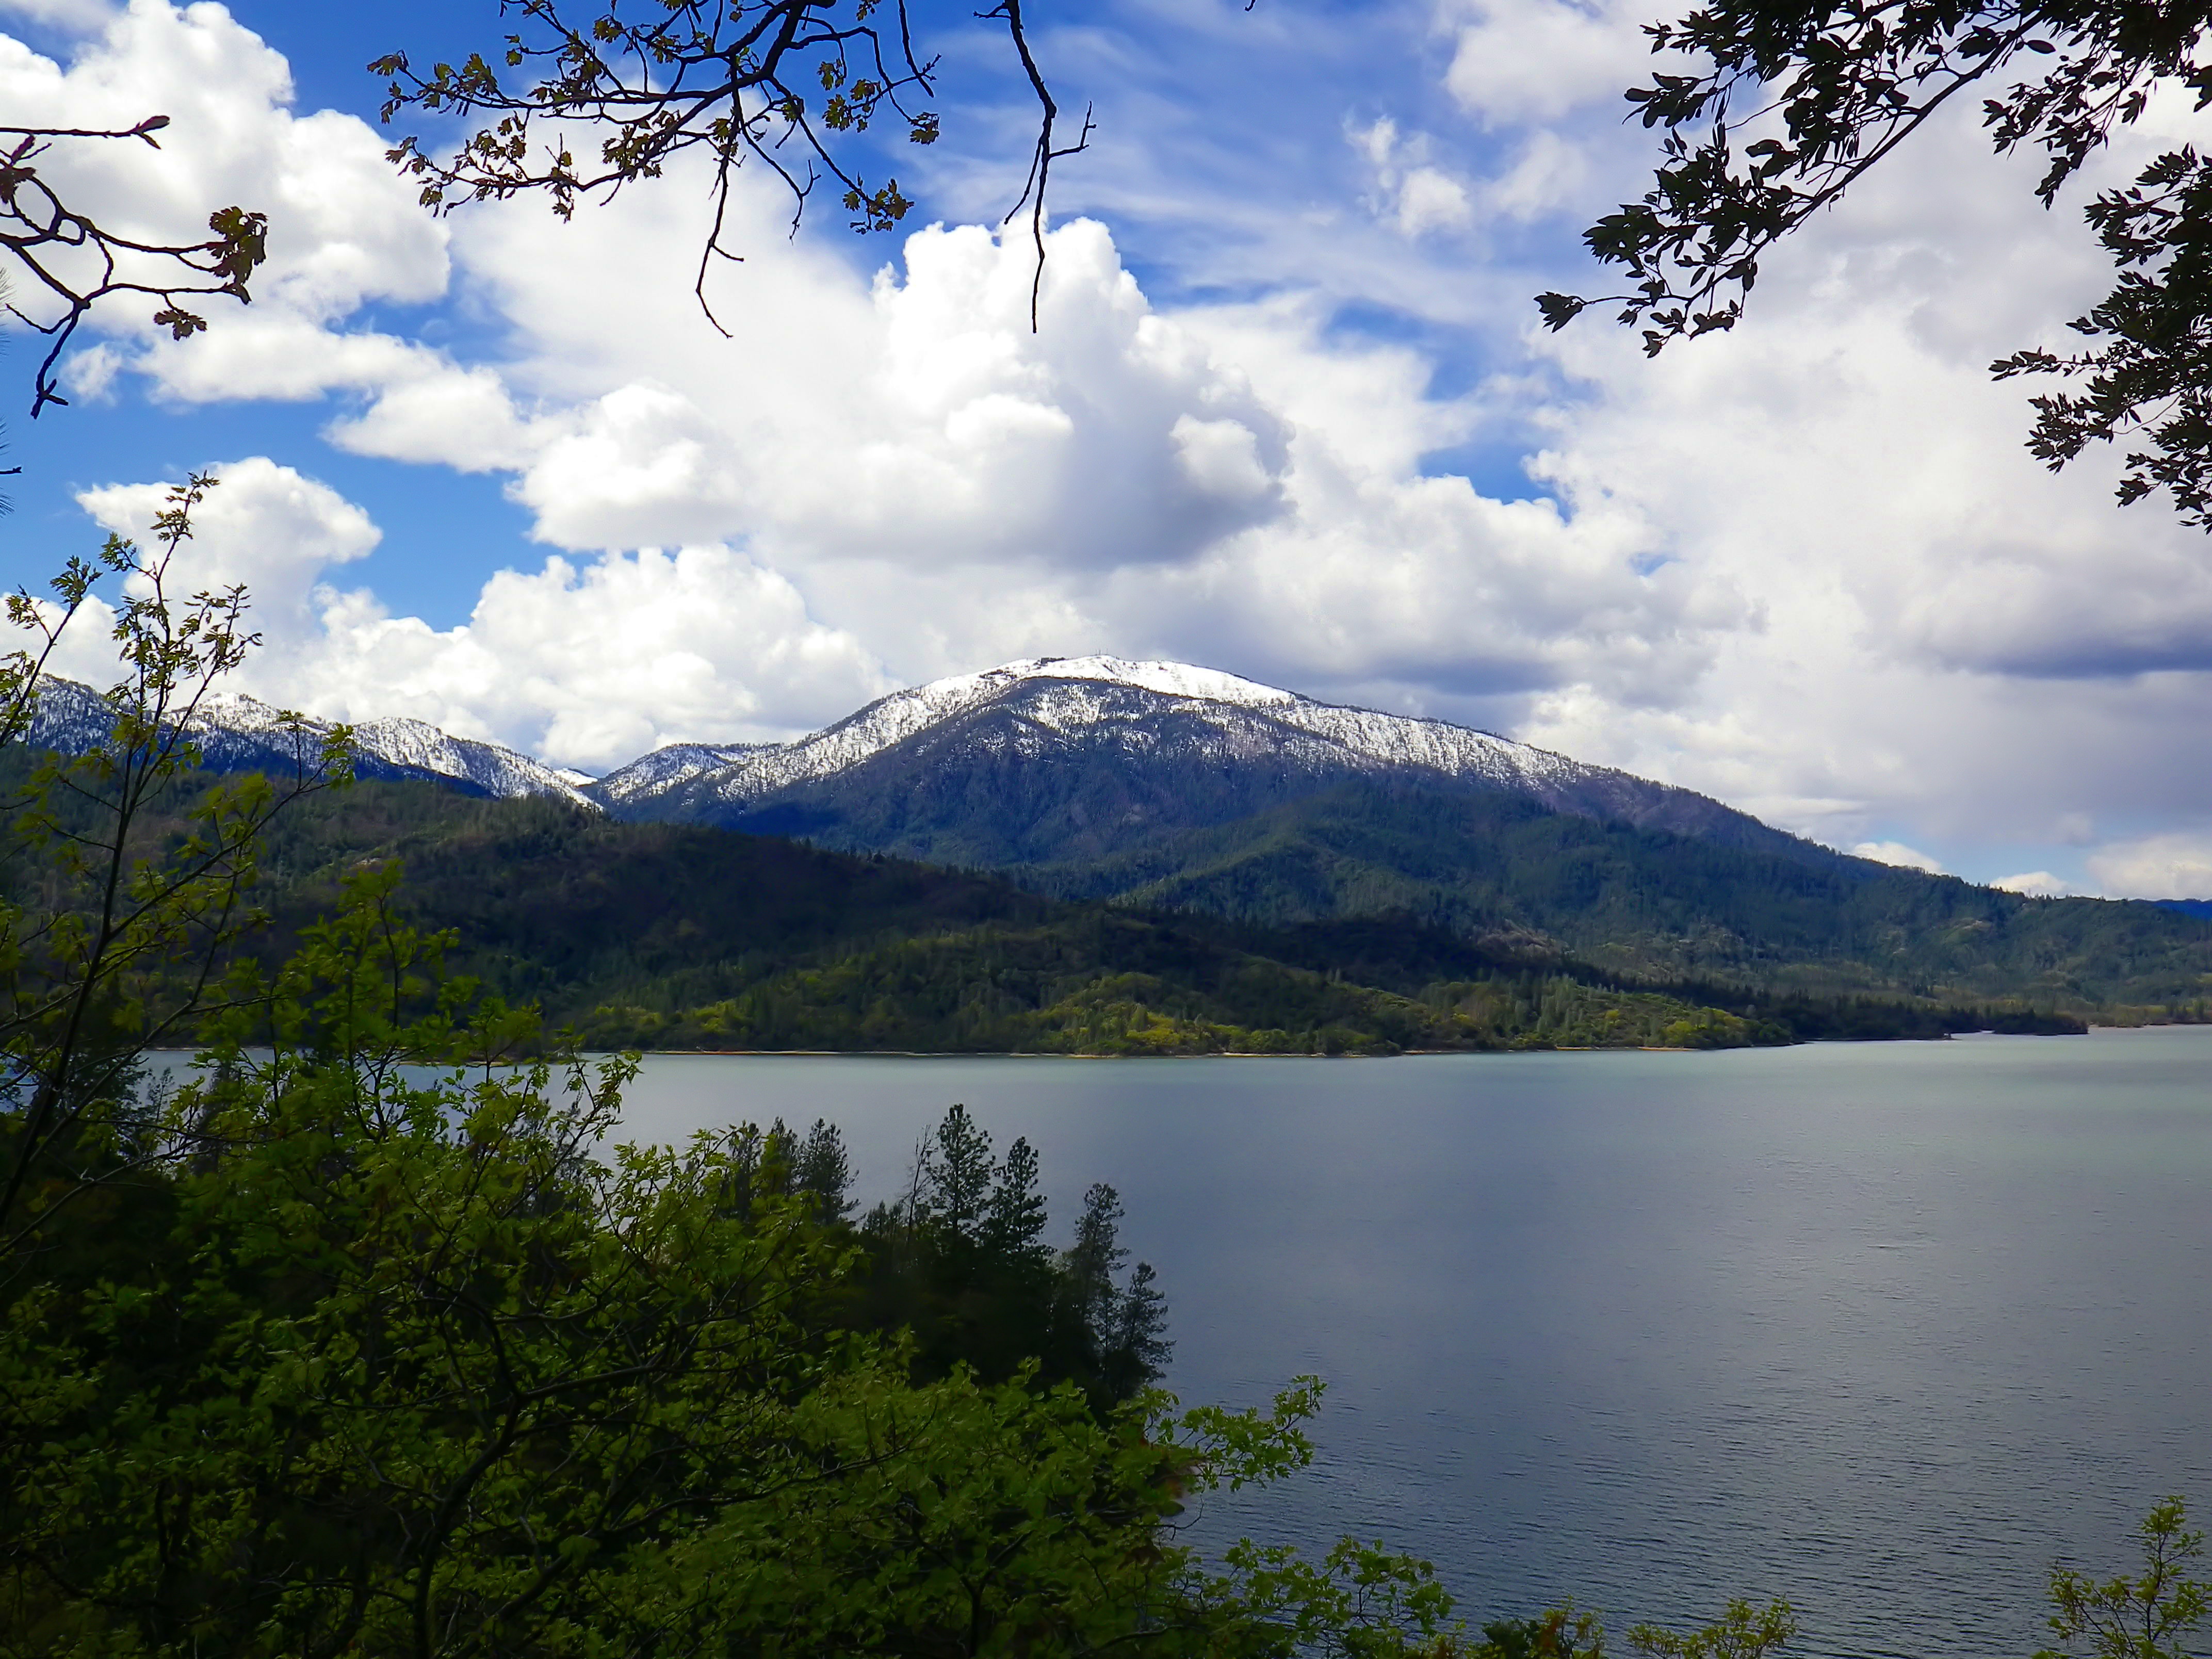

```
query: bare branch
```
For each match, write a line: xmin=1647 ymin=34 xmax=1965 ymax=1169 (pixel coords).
xmin=374 ymin=1 xmax=1077 ymax=333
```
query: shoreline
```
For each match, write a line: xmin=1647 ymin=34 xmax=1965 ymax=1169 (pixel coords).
xmin=622 ymin=1031 xmax=2141 ymax=1060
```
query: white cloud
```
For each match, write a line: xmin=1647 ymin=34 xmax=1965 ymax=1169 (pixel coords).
xmin=1852 ymin=841 xmax=1946 ymax=874
xmin=294 ymin=546 xmax=890 ymax=771
xmin=1483 ymin=130 xmax=1590 ymax=223
xmin=1 ymin=0 xmax=453 ymax=411
xmin=1494 ymin=84 xmax=2212 ymax=858
xmin=0 ymin=0 xmax=115 ymax=32
xmin=78 ymin=457 xmax=379 ymax=628
xmin=1440 ymin=0 xmax=1655 ymax=126
xmin=0 ymin=5 xmax=1728 ymax=756
xmin=1992 ymin=871 xmax=2072 ymax=898
xmin=1348 ymin=117 xmax=1475 ymax=238
xmin=2087 ymin=835 xmax=2212 ymax=901
xmin=52 ymin=456 xmax=890 ymax=772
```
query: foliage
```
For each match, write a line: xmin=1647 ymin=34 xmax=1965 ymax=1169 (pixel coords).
xmin=1626 ymin=1599 xmax=1799 ymax=1659
xmin=851 ymin=1107 xmax=1174 ymax=1408
xmin=374 ymin=0 xmax=1087 ymax=326
xmin=56 ymin=770 xmax=2118 ymax=1050
xmin=1 ymin=120 xmax=266 ymax=418
xmin=1028 ymin=784 xmax=2212 ymax=1011
xmin=1478 ymin=1606 xmax=1608 ymax=1659
xmin=0 ymin=871 xmax=1476 ymax=1658
xmin=2035 ymin=1498 xmax=2211 ymax=1659
xmin=1536 ymin=0 xmax=2212 ymax=526
xmin=0 ymin=478 xmax=348 ymax=1259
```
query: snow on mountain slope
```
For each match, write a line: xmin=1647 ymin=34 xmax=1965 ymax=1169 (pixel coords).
xmin=589 ymin=741 xmax=764 ymax=808
xmin=597 ymin=655 xmax=1598 ymax=814
xmin=346 ymin=714 xmax=598 ymax=806
xmin=23 ymin=680 xmax=597 ymax=807
xmin=20 ymin=657 xmax=1775 ymax=854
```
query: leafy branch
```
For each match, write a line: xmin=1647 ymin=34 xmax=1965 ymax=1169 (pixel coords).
xmin=0 ymin=119 xmax=267 ymax=417
xmin=1540 ymin=0 xmax=2212 ymax=525
xmin=0 ymin=475 xmax=352 ymax=1263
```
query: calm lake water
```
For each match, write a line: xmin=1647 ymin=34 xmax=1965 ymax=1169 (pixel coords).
xmin=605 ymin=1031 xmax=2212 ymax=1659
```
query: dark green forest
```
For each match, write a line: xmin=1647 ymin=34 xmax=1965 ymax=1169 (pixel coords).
xmin=1012 ymin=784 xmax=2212 ymax=1009
xmin=229 ymin=782 xmax=2099 ymax=1054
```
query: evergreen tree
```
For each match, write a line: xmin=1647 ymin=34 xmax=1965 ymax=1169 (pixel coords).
xmin=1109 ymin=1260 xmax=1173 ymax=1394
xmin=1064 ymin=1181 xmax=1129 ymax=1335
xmin=794 ymin=1117 xmax=854 ymax=1225
xmin=984 ymin=1134 xmax=1049 ymax=1263
xmin=920 ymin=1101 xmax=993 ymax=1246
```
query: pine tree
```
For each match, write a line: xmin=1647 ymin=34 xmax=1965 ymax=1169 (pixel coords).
xmin=794 ymin=1118 xmax=854 ymax=1225
xmin=1064 ymin=1182 xmax=1128 ymax=1335
xmin=1110 ymin=1261 xmax=1172 ymax=1391
xmin=984 ymin=1136 xmax=1049 ymax=1263
xmin=920 ymin=1102 xmax=993 ymax=1247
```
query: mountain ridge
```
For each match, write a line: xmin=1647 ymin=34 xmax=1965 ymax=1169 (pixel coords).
xmin=589 ymin=654 xmax=1843 ymax=872
xmin=24 ymin=677 xmax=596 ymax=807
xmin=20 ymin=666 xmax=2212 ymax=1022
xmin=30 ymin=655 xmax=1847 ymax=875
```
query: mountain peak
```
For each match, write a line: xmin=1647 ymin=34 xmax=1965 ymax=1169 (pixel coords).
xmin=970 ymin=655 xmax=1300 ymax=710
xmin=586 ymin=650 xmax=1823 ymax=877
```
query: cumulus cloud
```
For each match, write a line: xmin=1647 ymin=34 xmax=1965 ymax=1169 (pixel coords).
xmin=1992 ymin=871 xmax=2072 ymax=897
xmin=0 ymin=0 xmax=115 ymax=32
xmin=1349 ymin=118 xmax=1475 ymax=237
xmin=2087 ymin=835 xmax=2212 ymax=901
xmin=1852 ymin=841 xmax=1946 ymax=874
xmin=78 ymin=458 xmax=378 ymax=627
xmin=1489 ymin=78 xmax=2212 ymax=869
xmin=292 ymin=546 xmax=890 ymax=771
xmin=1483 ymin=130 xmax=1591 ymax=223
xmin=433 ymin=201 xmax=1303 ymax=573
xmin=292 ymin=147 xmax=1722 ymax=707
xmin=0 ymin=1 xmax=461 ymax=420
xmin=10 ymin=0 xmax=1730 ymax=771
xmin=1439 ymin=0 xmax=1655 ymax=126
xmin=60 ymin=458 xmax=887 ymax=772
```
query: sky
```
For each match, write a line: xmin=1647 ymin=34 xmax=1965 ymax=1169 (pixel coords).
xmin=4 ymin=0 xmax=2212 ymax=899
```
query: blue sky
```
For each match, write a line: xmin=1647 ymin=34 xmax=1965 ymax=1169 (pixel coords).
xmin=6 ymin=0 xmax=2212 ymax=899
xmin=4 ymin=0 xmax=1553 ymax=623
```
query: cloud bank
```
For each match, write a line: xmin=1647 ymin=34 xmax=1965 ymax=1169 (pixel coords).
xmin=12 ymin=0 xmax=2212 ymax=895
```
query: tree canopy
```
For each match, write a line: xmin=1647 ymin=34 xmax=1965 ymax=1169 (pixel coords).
xmin=1536 ymin=0 xmax=2212 ymax=528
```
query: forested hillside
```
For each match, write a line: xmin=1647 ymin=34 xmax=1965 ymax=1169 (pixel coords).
xmin=1009 ymin=784 xmax=2212 ymax=1007
xmin=25 ymin=661 xmax=2204 ymax=1024
xmin=233 ymin=783 xmax=2072 ymax=1053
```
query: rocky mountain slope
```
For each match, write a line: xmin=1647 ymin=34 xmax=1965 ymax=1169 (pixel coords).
xmin=35 ymin=656 xmax=1830 ymax=871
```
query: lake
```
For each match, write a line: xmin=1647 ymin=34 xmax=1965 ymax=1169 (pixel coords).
xmin=604 ymin=1030 xmax=2212 ymax=1659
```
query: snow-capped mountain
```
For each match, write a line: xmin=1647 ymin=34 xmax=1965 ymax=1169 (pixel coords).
xmin=19 ymin=656 xmax=1828 ymax=874
xmin=342 ymin=712 xmax=597 ymax=805
xmin=597 ymin=655 xmax=1585 ymax=810
xmin=591 ymin=655 xmax=1821 ymax=867
xmin=588 ymin=739 xmax=760 ymax=805
xmin=22 ymin=678 xmax=596 ymax=808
